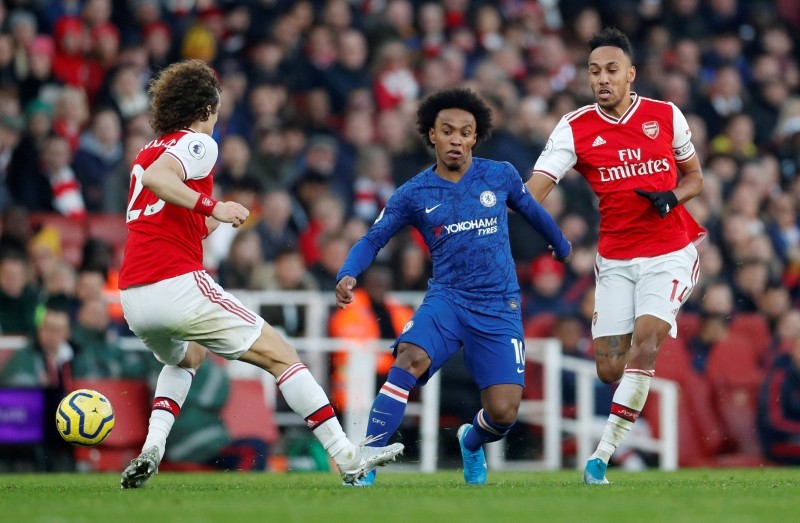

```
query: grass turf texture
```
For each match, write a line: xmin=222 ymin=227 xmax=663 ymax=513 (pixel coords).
xmin=2 ymin=469 xmax=799 ymax=523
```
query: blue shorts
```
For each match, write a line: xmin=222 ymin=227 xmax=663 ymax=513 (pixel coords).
xmin=392 ymin=295 xmax=525 ymax=390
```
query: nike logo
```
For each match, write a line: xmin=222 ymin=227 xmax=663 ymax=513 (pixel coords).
xmin=372 ymin=409 xmax=392 ymax=416
xmin=516 ymin=367 xmax=525 ymax=374
xmin=425 ymin=204 xmax=442 ymax=213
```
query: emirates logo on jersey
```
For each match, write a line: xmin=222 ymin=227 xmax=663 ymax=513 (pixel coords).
xmin=642 ymin=121 xmax=659 ymax=139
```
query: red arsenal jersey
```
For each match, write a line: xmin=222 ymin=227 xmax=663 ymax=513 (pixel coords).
xmin=533 ymin=94 xmax=706 ymax=259
xmin=118 ymin=130 xmax=218 ymax=289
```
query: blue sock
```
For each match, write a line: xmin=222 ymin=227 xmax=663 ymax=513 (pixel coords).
xmin=463 ymin=409 xmax=514 ymax=452
xmin=365 ymin=366 xmax=417 ymax=447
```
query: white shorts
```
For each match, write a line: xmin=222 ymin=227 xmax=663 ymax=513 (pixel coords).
xmin=120 ymin=271 xmax=264 ymax=365
xmin=592 ymin=243 xmax=699 ymax=339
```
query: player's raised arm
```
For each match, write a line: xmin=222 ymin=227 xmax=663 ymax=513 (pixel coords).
xmin=142 ymin=154 xmax=249 ymax=228
xmin=506 ymin=164 xmax=572 ymax=263
xmin=335 ymin=195 xmax=411 ymax=309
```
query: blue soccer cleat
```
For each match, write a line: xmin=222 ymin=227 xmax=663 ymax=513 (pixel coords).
xmin=457 ymin=424 xmax=487 ymax=485
xmin=583 ymin=457 xmax=610 ymax=485
xmin=342 ymin=468 xmax=376 ymax=487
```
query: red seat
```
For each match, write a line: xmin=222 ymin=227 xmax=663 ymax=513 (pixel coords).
xmin=86 ymin=213 xmax=128 ymax=268
xmin=728 ymin=313 xmax=771 ymax=365
xmin=706 ymin=337 xmax=765 ymax=456
xmin=523 ymin=313 xmax=557 ymax=339
xmin=642 ymin=338 xmax=729 ymax=465
xmin=676 ymin=312 xmax=700 ymax=343
xmin=221 ymin=379 xmax=279 ymax=445
xmin=70 ymin=379 xmax=151 ymax=471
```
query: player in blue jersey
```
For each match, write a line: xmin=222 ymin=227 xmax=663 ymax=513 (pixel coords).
xmin=335 ymin=88 xmax=572 ymax=486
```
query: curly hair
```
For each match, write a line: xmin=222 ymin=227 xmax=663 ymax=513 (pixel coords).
xmin=416 ymin=88 xmax=493 ymax=148
xmin=148 ymin=60 xmax=221 ymax=135
xmin=588 ymin=27 xmax=634 ymax=62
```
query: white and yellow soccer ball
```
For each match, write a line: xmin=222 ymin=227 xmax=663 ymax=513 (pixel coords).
xmin=56 ymin=389 xmax=115 ymax=446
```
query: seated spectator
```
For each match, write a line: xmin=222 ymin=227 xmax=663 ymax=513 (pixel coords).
xmin=523 ymin=253 xmax=575 ymax=319
xmin=686 ymin=282 xmax=734 ymax=373
xmin=392 ymin=241 xmax=431 ymax=291
xmin=1 ymin=299 xmax=73 ymax=388
xmin=72 ymin=107 xmax=123 ymax=212
xmin=260 ymin=246 xmax=319 ymax=338
xmin=296 ymin=174 xmax=347 ymax=256
xmin=0 ymin=249 xmax=39 ymax=335
xmin=308 ymin=232 xmax=350 ymax=291
xmin=0 ymin=298 xmax=76 ymax=471
xmin=254 ymin=189 xmax=299 ymax=263
xmin=757 ymin=335 xmax=800 ymax=465
xmin=28 ymin=225 xmax=63 ymax=286
xmin=216 ymin=229 xmax=272 ymax=290
xmin=71 ymin=297 xmax=146 ymax=380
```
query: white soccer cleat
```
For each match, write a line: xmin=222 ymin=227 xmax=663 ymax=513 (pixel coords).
xmin=120 ymin=446 xmax=161 ymax=489
xmin=339 ymin=438 xmax=404 ymax=485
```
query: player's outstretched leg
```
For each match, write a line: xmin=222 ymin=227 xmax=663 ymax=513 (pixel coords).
xmin=337 ymin=436 xmax=404 ymax=484
xmin=120 ymin=446 xmax=161 ymax=489
xmin=584 ymin=368 xmax=653 ymax=485
xmin=274 ymin=361 xmax=403 ymax=484
xmin=121 ymin=362 xmax=197 ymax=489
xmin=457 ymin=424 xmax=487 ymax=485
xmin=341 ymin=366 xmax=417 ymax=486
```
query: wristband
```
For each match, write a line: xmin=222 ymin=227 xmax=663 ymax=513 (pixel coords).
xmin=193 ymin=194 xmax=218 ymax=217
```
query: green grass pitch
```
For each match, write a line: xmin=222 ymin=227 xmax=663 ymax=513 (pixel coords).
xmin=2 ymin=469 xmax=799 ymax=523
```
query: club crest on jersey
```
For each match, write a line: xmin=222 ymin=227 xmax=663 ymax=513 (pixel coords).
xmin=188 ymin=140 xmax=206 ymax=159
xmin=642 ymin=122 xmax=659 ymax=139
xmin=480 ymin=191 xmax=497 ymax=207
xmin=401 ymin=320 xmax=414 ymax=333
xmin=540 ymin=138 xmax=553 ymax=156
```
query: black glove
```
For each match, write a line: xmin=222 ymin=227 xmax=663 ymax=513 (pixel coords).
xmin=634 ymin=188 xmax=678 ymax=218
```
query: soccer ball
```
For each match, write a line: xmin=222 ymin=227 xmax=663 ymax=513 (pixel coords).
xmin=56 ymin=389 xmax=115 ymax=446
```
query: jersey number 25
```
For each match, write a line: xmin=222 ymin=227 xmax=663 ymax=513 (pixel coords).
xmin=126 ymin=164 xmax=166 ymax=223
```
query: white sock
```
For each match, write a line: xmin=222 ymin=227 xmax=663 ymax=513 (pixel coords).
xmin=142 ymin=365 xmax=195 ymax=460
xmin=277 ymin=362 xmax=356 ymax=464
xmin=592 ymin=369 xmax=653 ymax=464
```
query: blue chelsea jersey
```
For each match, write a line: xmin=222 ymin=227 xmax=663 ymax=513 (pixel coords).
xmin=364 ymin=158 xmax=534 ymax=318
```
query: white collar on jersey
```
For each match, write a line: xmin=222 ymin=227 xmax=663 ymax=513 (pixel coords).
xmin=594 ymin=92 xmax=641 ymax=125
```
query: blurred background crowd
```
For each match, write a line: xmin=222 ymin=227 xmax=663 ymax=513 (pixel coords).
xmin=1 ymin=0 xmax=800 ymax=472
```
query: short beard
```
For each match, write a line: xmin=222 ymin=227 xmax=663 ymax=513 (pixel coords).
xmin=445 ymin=161 xmax=461 ymax=171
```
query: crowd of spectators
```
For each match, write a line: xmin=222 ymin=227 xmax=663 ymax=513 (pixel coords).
xmin=1 ymin=0 xmax=800 ymax=469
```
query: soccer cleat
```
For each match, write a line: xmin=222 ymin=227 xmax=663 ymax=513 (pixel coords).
xmin=339 ymin=439 xmax=403 ymax=485
xmin=457 ymin=424 xmax=487 ymax=485
xmin=583 ymin=457 xmax=610 ymax=485
xmin=120 ymin=446 xmax=161 ymax=489
xmin=341 ymin=468 xmax=377 ymax=487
